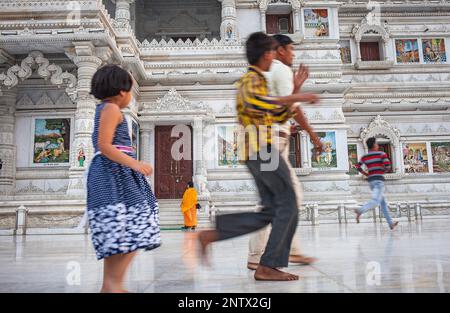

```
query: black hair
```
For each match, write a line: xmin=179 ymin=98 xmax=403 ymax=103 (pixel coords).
xmin=246 ymin=32 xmax=276 ymax=65
xmin=90 ymin=64 xmax=133 ymax=100
xmin=272 ymin=34 xmax=294 ymax=48
xmin=187 ymin=181 xmax=194 ymax=188
xmin=366 ymin=137 xmax=377 ymax=149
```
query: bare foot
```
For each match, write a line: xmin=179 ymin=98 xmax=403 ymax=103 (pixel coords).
xmin=254 ymin=265 xmax=299 ymax=281
xmin=247 ymin=262 xmax=259 ymax=271
xmin=390 ymin=221 xmax=399 ymax=230
xmin=289 ymin=254 xmax=317 ymax=265
xmin=197 ymin=230 xmax=219 ymax=266
xmin=354 ymin=209 xmax=361 ymax=224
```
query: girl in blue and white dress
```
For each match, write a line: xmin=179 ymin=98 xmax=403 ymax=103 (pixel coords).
xmin=87 ymin=64 xmax=160 ymax=293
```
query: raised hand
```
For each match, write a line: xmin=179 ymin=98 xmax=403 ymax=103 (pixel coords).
xmin=294 ymin=63 xmax=310 ymax=92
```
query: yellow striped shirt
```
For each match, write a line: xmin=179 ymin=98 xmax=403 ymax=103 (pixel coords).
xmin=236 ymin=66 xmax=294 ymax=159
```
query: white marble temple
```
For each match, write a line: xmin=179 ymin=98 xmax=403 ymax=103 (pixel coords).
xmin=0 ymin=219 xmax=449 ymax=293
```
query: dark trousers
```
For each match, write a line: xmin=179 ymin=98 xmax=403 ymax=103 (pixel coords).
xmin=215 ymin=150 xmax=298 ymax=268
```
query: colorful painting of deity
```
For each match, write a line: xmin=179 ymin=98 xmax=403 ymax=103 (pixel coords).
xmin=304 ymin=9 xmax=329 ymax=38
xmin=218 ymin=125 xmax=244 ymax=167
xmin=396 ymin=39 xmax=420 ymax=63
xmin=311 ymin=131 xmax=337 ymax=169
xmin=339 ymin=40 xmax=352 ymax=64
xmin=422 ymin=39 xmax=447 ymax=63
xmin=402 ymin=143 xmax=429 ymax=173
xmin=347 ymin=144 xmax=359 ymax=175
xmin=431 ymin=142 xmax=450 ymax=173
xmin=33 ymin=118 xmax=71 ymax=165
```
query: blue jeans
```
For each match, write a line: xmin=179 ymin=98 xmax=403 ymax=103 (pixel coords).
xmin=358 ymin=180 xmax=393 ymax=227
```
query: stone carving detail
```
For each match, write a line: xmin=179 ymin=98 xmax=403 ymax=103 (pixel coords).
xmin=352 ymin=18 xmax=390 ymax=42
xmin=36 ymin=93 xmax=54 ymax=107
xmin=145 ymin=88 xmax=211 ymax=112
xmin=360 ymin=115 xmax=400 ymax=143
xmin=208 ymin=181 xmax=256 ymax=193
xmin=437 ymin=125 xmax=448 ymax=133
xmin=16 ymin=94 xmax=34 ymax=107
xmin=259 ymin=0 xmax=301 ymax=10
xmin=406 ymin=126 xmax=417 ymax=134
xmin=140 ymin=37 xmax=242 ymax=49
xmin=219 ymin=103 xmax=235 ymax=114
xmin=0 ymin=51 xmax=77 ymax=101
xmin=303 ymin=182 xmax=350 ymax=193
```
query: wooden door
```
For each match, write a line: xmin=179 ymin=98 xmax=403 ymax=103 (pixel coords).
xmin=266 ymin=14 xmax=293 ymax=34
xmin=266 ymin=15 xmax=279 ymax=34
xmin=360 ymin=42 xmax=381 ymax=61
xmin=155 ymin=125 xmax=193 ymax=199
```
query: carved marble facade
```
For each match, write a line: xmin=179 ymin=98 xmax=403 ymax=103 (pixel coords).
xmin=0 ymin=0 xmax=450 ymax=229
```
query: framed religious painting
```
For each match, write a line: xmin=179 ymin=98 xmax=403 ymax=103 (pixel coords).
xmin=339 ymin=40 xmax=352 ymax=64
xmin=347 ymin=144 xmax=359 ymax=175
xmin=311 ymin=131 xmax=337 ymax=169
xmin=431 ymin=142 xmax=450 ymax=173
xmin=395 ymin=39 xmax=420 ymax=63
xmin=422 ymin=38 xmax=447 ymax=63
xmin=31 ymin=117 xmax=72 ymax=166
xmin=402 ymin=143 xmax=430 ymax=174
xmin=216 ymin=125 xmax=245 ymax=168
xmin=303 ymin=8 xmax=330 ymax=38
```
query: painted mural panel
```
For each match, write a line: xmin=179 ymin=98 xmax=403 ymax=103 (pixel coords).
xmin=339 ymin=40 xmax=352 ymax=64
xmin=347 ymin=144 xmax=359 ymax=175
xmin=396 ymin=39 xmax=420 ymax=63
xmin=311 ymin=131 xmax=337 ymax=169
xmin=33 ymin=118 xmax=71 ymax=165
xmin=304 ymin=9 xmax=329 ymax=38
xmin=402 ymin=143 xmax=429 ymax=173
xmin=218 ymin=125 xmax=244 ymax=167
xmin=422 ymin=38 xmax=447 ymax=63
xmin=431 ymin=142 xmax=450 ymax=173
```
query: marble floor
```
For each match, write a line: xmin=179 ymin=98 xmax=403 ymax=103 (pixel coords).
xmin=0 ymin=220 xmax=449 ymax=293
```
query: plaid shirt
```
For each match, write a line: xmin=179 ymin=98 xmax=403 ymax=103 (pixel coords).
xmin=236 ymin=66 xmax=294 ymax=159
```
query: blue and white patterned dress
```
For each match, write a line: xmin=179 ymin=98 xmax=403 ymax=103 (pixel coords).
xmin=87 ymin=102 xmax=161 ymax=260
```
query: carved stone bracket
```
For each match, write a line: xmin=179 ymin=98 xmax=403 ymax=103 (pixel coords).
xmin=0 ymin=51 xmax=77 ymax=101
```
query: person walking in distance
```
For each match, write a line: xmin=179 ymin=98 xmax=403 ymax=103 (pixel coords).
xmin=354 ymin=137 xmax=399 ymax=230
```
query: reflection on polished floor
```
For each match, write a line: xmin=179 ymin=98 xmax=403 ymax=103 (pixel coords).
xmin=0 ymin=220 xmax=449 ymax=293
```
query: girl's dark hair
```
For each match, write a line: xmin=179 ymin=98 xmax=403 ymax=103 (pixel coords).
xmin=90 ymin=64 xmax=133 ymax=100
xmin=246 ymin=32 xmax=276 ymax=65
xmin=187 ymin=181 xmax=194 ymax=188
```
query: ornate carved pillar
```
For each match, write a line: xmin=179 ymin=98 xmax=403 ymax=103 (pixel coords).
xmin=114 ymin=0 xmax=135 ymax=26
xmin=140 ymin=123 xmax=155 ymax=188
xmin=219 ymin=0 xmax=239 ymax=40
xmin=260 ymin=9 xmax=267 ymax=33
xmin=356 ymin=40 xmax=362 ymax=63
xmin=67 ymin=43 xmax=102 ymax=197
xmin=300 ymin=130 xmax=311 ymax=169
xmin=193 ymin=118 xmax=209 ymax=199
xmin=293 ymin=7 xmax=302 ymax=35
xmin=0 ymin=88 xmax=17 ymax=195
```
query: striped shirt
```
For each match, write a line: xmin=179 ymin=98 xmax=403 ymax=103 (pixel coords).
xmin=236 ymin=66 xmax=295 ymax=159
xmin=355 ymin=150 xmax=391 ymax=181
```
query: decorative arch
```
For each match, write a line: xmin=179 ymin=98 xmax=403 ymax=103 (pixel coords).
xmin=259 ymin=0 xmax=301 ymax=11
xmin=352 ymin=19 xmax=390 ymax=42
xmin=360 ymin=115 xmax=404 ymax=174
xmin=360 ymin=115 xmax=400 ymax=147
xmin=0 ymin=51 xmax=77 ymax=101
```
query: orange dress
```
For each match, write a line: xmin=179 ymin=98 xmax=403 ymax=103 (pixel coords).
xmin=181 ymin=188 xmax=198 ymax=227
